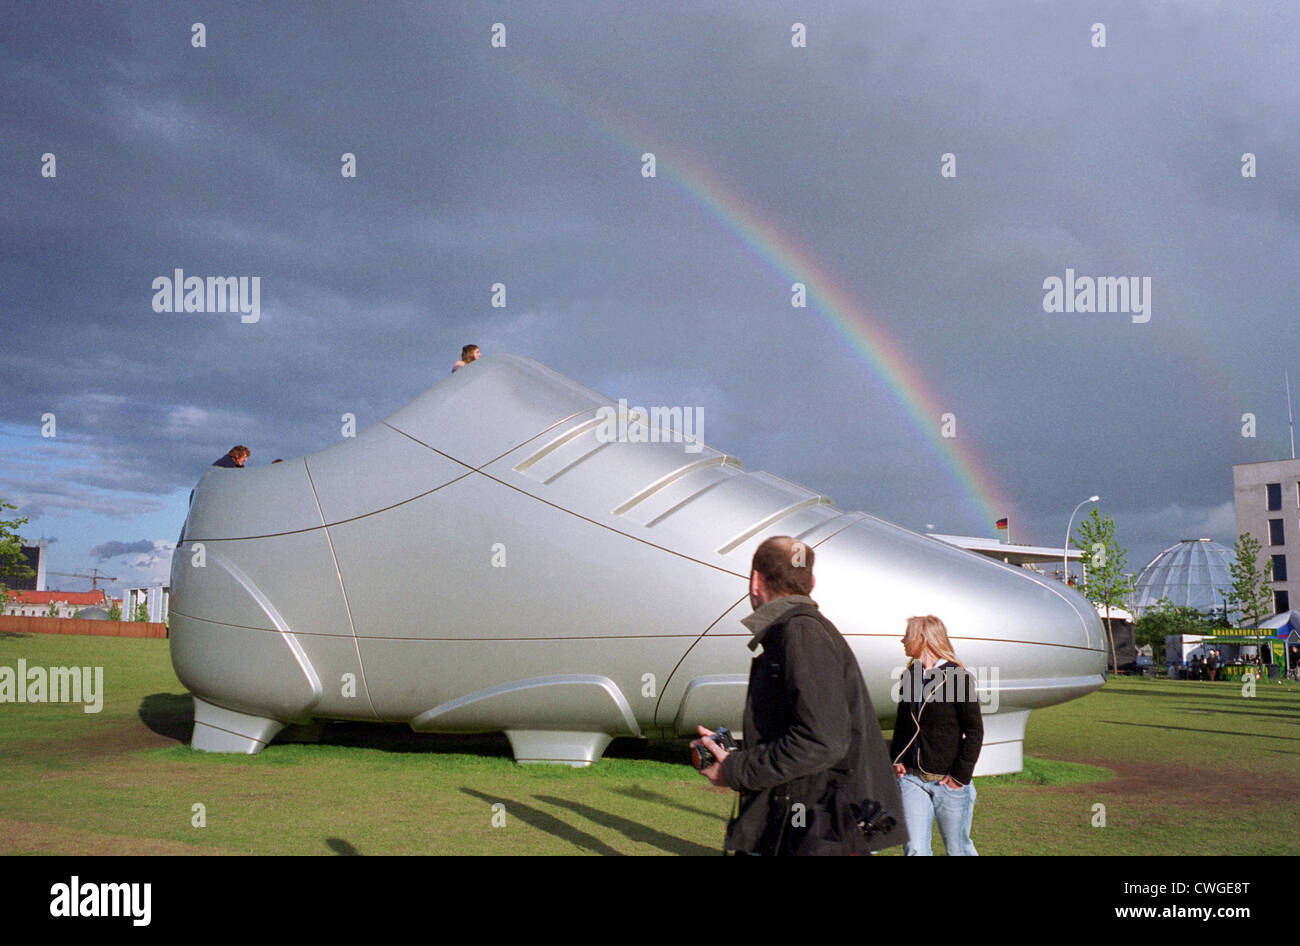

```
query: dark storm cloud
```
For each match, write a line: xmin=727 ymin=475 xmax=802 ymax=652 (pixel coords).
xmin=89 ymin=539 xmax=156 ymax=560
xmin=2 ymin=1 xmax=1296 ymax=571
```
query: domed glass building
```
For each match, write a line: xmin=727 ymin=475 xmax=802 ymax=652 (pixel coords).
xmin=1131 ymin=538 xmax=1235 ymax=618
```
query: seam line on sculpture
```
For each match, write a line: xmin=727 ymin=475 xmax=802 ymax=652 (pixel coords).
xmin=304 ymin=458 xmax=379 ymax=720
xmin=193 ymin=718 xmax=268 ymax=747
xmin=468 ymin=468 xmax=747 ymax=578
xmin=157 ymin=611 xmax=1112 ymax=652
xmin=168 ymin=609 xmax=357 ymax=635
xmin=191 ymin=443 xmax=482 ymax=538
xmin=186 ymin=470 xmax=479 ymax=541
xmin=326 ymin=637 xmax=1101 ymax=647
xmin=380 ymin=425 xmax=750 ymax=577
xmin=343 ymin=633 xmax=709 ymax=641
xmin=807 ymin=512 xmax=869 ymax=547
xmin=382 ymin=406 xmax=598 ymax=475
xmin=166 ymin=611 xmax=705 ymax=639
xmin=652 ymin=593 xmax=750 ymax=724
xmin=381 ymin=420 xmax=860 ymax=575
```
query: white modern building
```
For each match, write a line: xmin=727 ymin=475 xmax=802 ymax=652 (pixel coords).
xmin=927 ymin=534 xmax=1084 ymax=577
xmin=3 ymin=589 xmax=107 ymax=618
xmin=123 ymin=586 xmax=170 ymax=623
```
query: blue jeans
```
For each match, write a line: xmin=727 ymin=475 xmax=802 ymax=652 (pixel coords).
xmin=898 ymin=773 xmax=978 ymax=856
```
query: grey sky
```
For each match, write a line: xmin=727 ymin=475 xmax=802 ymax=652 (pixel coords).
xmin=2 ymin=1 xmax=1296 ymax=594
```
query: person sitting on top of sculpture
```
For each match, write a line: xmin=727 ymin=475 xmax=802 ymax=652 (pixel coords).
xmin=452 ymin=344 xmax=481 ymax=373
xmin=212 ymin=445 xmax=250 ymax=468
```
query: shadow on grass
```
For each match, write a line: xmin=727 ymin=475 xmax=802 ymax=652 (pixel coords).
xmin=533 ymin=794 xmax=718 ymax=855
xmin=460 ymin=787 xmax=622 ymax=855
xmin=1177 ymin=707 xmax=1300 ymax=722
xmin=139 ymin=692 xmax=194 ymax=743
xmin=275 ymin=725 xmax=696 ymax=764
xmin=604 ymin=737 xmax=695 ymax=764
xmin=1101 ymin=685 xmax=1300 ymax=704
xmin=611 ymin=784 xmax=729 ymax=821
xmin=980 ymin=757 xmax=1114 ymax=786
xmin=0 ymin=631 xmax=28 ymax=639
xmin=139 ymin=699 xmax=520 ymax=758
xmin=1102 ymin=720 xmax=1299 ymax=740
xmin=325 ymin=838 xmax=361 ymax=855
xmin=151 ymin=709 xmax=695 ymax=766
xmin=276 ymin=721 xmax=516 ymax=758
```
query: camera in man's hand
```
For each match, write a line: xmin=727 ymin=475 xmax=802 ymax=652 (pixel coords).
xmin=852 ymin=799 xmax=896 ymax=842
xmin=690 ymin=725 xmax=739 ymax=769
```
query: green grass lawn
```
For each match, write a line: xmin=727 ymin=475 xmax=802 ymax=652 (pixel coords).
xmin=2 ymin=631 xmax=1297 ymax=855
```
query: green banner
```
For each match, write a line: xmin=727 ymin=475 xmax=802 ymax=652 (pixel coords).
xmin=1218 ymin=665 xmax=1257 ymax=681
xmin=1216 ymin=628 xmax=1266 ymax=638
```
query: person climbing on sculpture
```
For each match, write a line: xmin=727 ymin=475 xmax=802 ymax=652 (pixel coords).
xmin=452 ymin=344 xmax=481 ymax=373
xmin=212 ymin=445 xmax=250 ymax=468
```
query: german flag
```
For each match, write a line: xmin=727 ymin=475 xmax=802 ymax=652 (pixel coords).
xmin=995 ymin=518 xmax=1008 ymax=530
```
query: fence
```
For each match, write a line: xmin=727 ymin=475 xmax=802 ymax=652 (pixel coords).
xmin=0 ymin=615 xmax=168 ymax=639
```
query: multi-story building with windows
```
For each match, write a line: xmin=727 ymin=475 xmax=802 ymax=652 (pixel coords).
xmin=1232 ymin=457 xmax=1300 ymax=615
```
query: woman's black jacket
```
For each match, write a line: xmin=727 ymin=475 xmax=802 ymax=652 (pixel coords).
xmin=888 ymin=661 xmax=984 ymax=786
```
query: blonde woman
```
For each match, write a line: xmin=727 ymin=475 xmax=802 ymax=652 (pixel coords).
xmin=890 ymin=615 xmax=982 ymax=855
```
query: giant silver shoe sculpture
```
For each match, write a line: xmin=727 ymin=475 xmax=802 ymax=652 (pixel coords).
xmin=170 ymin=354 xmax=1106 ymax=773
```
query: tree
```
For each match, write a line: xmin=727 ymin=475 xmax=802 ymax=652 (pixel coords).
xmin=132 ymin=601 xmax=149 ymax=623
xmin=1072 ymin=507 xmax=1136 ymax=673
xmin=1227 ymin=532 xmax=1274 ymax=627
xmin=47 ymin=600 xmax=59 ymax=618
xmin=0 ymin=499 xmax=35 ymax=601
xmin=108 ymin=601 xmax=122 ymax=621
xmin=1134 ymin=596 xmax=1217 ymax=665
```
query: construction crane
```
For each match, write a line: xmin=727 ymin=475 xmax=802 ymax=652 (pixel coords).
xmin=47 ymin=569 xmax=120 ymax=590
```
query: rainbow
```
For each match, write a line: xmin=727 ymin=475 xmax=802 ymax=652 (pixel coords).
xmin=506 ymin=62 xmax=1012 ymax=532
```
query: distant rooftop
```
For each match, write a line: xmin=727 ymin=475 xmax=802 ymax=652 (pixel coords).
xmin=5 ymin=589 xmax=107 ymax=606
xmin=928 ymin=534 xmax=1083 ymax=566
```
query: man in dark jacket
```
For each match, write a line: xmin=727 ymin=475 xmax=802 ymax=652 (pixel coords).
xmin=696 ymin=535 xmax=906 ymax=855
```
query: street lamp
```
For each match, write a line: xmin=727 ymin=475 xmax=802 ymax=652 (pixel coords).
xmin=1064 ymin=495 xmax=1100 ymax=583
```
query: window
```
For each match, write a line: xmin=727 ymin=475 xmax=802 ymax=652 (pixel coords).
xmin=1270 ymin=519 xmax=1285 ymax=546
xmin=1268 ymin=483 xmax=1282 ymax=510
xmin=1274 ymin=555 xmax=1289 ymax=582
xmin=1276 ymin=590 xmax=1291 ymax=613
